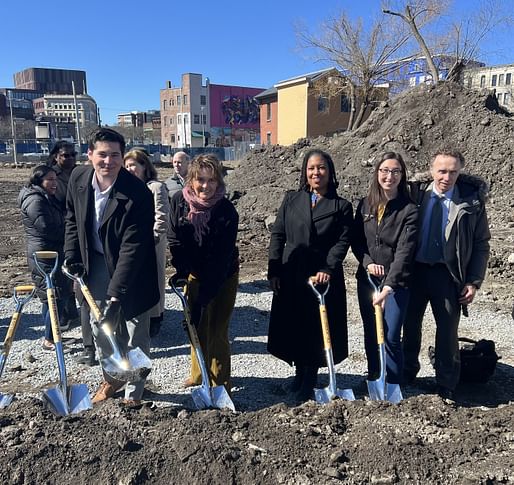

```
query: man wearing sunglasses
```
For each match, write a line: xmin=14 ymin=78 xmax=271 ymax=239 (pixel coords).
xmin=48 ymin=141 xmax=78 ymax=209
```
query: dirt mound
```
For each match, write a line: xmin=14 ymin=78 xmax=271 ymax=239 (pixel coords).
xmin=1 ymin=397 xmax=513 ymax=484
xmin=227 ymin=82 xmax=514 ymax=282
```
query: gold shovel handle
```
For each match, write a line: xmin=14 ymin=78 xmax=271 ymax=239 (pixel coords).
xmin=47 ymin=288 xmax=61 ymax=344
xmin=34 ymin=250 xmax=59 ymax=259
xmin=374 ymin=304 xmax=385 ymax=345
xmin=319 ymin=304 xmax=332 ymax=350
xmin=3 ymin=312 xmax=21 ymax=355
xmin=80 ymin=284 xmax=102 ymax=322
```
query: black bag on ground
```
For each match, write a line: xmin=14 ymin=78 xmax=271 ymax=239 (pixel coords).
xmin=427 ymin=337 xmax=501 ymax=383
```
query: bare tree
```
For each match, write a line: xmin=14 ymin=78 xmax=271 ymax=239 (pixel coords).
xmin=383 ymin=0 xmax=514 ymax=83
xmin=296 ymin=11 xmax=411 ymax=130
xmin=382 ymin=0 xmax=449 ymax=82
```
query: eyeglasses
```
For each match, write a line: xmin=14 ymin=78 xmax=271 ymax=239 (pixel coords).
xmin=59 ymin=152 xmax=77 ymax=158
xmin=378 ymin=168 xmax=403 ymax=176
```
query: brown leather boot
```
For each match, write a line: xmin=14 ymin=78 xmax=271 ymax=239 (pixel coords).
xmin=92 ymin=381 xmax=118 ymax=404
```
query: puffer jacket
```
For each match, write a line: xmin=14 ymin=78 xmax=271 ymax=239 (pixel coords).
xmin=409 ymin=173 xmax=490 ymax=289
xmin=18 ymin=185 xmax=68 ymax=301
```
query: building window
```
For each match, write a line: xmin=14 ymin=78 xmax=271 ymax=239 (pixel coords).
xmin=318 ymin=96 xmax=329 ymax=112
xmin=491 ymin=75 xmax=497 ymax=87
xmin=266 ymin=103 xmax=271 ymax=121
xmin=340 ymin=95 xmax=350 ymax=113
xmin=184 ymin=114 xmax=189 ymax=124
xmin=170 ymin=134 xmax=175 ymax=144
xmin=163 ymin=116 xmax=167 ymax=126
xmin=177 ymin=114 xmax=181 ymax=124
xmin=499 ymin=74 xmax=505 ymax=86
xmin=202 ymin=114 xmax=206 ymax=124
xmin=480 ymin=75 xmax=486 ymax=88
xmin=171 ymin=98 xmax=175 ymax=106
xmin=163 ymin=100 xmax=167 ymax=110
xmin=170 ymin=117 xmax=174 ymax=125
xmin=183 ymin=95 xmax=188 ymax=105
xmin=194 ymin=114 xmax=200 ymax=124
xmin=200 ymin=95 xmax=206 ymax=105
xmin=506 ymin=73 xmax=512 ymax=85
xmin=177 ymin=95 xmax=181 ymax=105
xmin=505 ymin=92 xmax=511 ymax=104
xmin=266 ymin=132 xmax=271 ymax=145
xmin=497 ymin=93 xmax=503 ymax=103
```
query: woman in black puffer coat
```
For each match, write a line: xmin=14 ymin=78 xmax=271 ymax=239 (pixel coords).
xmin=18 ymin=165 xmax=70 ymax=351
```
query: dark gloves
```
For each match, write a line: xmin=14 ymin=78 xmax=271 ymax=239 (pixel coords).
xmin=63 ymin=259 xmax=85 ymax=278
xmin=100 ymin=299 xmax=123 ymax=330
xmin=169 ymin=273 xmax=188 ymax=289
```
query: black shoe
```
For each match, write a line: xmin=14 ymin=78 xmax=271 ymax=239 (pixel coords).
xmin=74 ymin=348 xmax=98 ymax=367
xmin=295 ymin=366 xmax=318 ymax=403
xmin=436 ymin=385 xmax=454 ymax=400
xmin=289 ymin=366 xmax=305 ymax=393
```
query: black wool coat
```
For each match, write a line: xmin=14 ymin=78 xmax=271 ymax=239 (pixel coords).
xmin=267 ymin=190 xmax=353 ymax=367
xmin=352 ymin=195 xmax=418 ymax=289
xmin=64 ymin=166 xmax=159 ymax=320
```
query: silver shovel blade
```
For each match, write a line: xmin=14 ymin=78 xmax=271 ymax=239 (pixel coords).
xmin=68 ymin=384 xmax=93 ymax=413
xmin=367 ymin=375 xmax=386 ymax=401
xmin=315 ymin=386 xmax=356 ymax=404
xmin=386 ymin=383 xmax=403 ymax=404
xmin=191 ymin=384 xmax=235 ymax=411
xmin=102 ymin=347 xmax=152 ymax=382
xmin=0 ymin=393 xmax=14 ymax=408
xmin=42 ymin=387 xmax=70 ymax=416
xmin=42 ymin=384 xmax=92 ymax=416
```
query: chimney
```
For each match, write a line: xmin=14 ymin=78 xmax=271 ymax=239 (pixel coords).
xmin=167 ymin=80 xmax=172 ymax=89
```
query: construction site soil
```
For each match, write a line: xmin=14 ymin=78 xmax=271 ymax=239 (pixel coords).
xmin=0 ymin=82 xmax=513 ymax=484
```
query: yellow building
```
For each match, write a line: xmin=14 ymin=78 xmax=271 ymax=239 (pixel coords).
xmin=275 ymin=68 xmax=385 ymax=146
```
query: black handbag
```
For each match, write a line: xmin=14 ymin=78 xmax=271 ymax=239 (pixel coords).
xmin=428 ymin=337 xmax=501 ymax=383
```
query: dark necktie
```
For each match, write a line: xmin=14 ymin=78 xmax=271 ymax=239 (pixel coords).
xmin=424 ymin=195 xmax=444 ymax=263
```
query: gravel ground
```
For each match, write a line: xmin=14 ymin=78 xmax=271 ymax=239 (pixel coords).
xmin=1 ymin=272 xmax=512 ymax=412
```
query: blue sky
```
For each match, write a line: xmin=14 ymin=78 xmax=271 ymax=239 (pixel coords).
xmin=2 ymin=0 xmax=513 ymax=124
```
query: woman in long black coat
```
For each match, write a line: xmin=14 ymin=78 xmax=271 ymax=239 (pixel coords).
xmin=267 ymin=149 xmax=353 ymax=401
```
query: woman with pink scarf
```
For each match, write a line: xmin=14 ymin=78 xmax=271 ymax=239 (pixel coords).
xmin=168 ymin=154 xmax=239 ymax=393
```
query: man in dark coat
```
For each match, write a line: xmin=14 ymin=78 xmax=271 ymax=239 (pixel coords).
xmin=65 ymin=128 xmax=158 ymax=405
xmin=402 ymin=148 xmax=490 ymax=400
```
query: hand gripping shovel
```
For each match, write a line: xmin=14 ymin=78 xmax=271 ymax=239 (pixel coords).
xmin=308 ymin=278 xmax=355 ymax=403
xmin=366 ymin=272 xmax=403 ymax=404
xmin=33 ymin=251 xmax=92 ymax=416
xmin=0 ymin=284 xmax=36 ymax=407
xmin=171 ymin=279 xmax=235 ymax=412
xmin=61 ymin=263 xmax=151 ymax=383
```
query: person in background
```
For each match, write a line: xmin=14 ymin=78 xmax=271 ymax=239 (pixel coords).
xmin=18 ymin=165 xmax=71 ymax=351
xmin=48 ymin=140 xmax=90 ymax=361
xmin=124 ymin=148 xmax=170 ymax=337
xmin=267 ymin=149 xmax=353 ymax=402
xmin=165 ymin=151 xmax=190 ymax=199
xmin=352 ymin=152 xmax=418 ymax=388
xmin=168 ymin=154 xmax=239 ymax=393
xmin=402 ymin=148 xmax=490 ymax=400
xmin=65 ymin=128 xmax=158 ymax=406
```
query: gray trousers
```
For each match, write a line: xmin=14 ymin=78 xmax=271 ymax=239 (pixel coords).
xmin=88 ymin=251 xmax=151 ymax=400
xmin=402 ymin=262 xmax=461 ymax=390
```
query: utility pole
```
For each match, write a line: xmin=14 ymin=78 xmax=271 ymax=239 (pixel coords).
xmin=8 ymin=90 xmax=18 ymax=167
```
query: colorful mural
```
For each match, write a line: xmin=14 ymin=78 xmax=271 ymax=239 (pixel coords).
xmin=221 ymin=95 xmax=259 ymax=126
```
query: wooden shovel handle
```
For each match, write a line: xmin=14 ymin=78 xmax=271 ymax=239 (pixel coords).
xmin=2 ymin=312 xmax=22 ymax=356
xmin=374 ymin=304 xmax=385 ymax=345
xmin=47 ymin=288 xmax=61 ymax=344
xmin=34 ymin=250 xmax=59 ymax=259
xmin=319 ymin=304 xmax=332 ymax=350
xmin=79 ymin=284 xmax=102 ymax=322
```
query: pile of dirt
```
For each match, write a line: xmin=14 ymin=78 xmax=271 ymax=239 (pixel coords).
xmin=1 ymin=397 xmax=513 ymax=484
xmin=227 ymin=82 xmax=514 ymax=284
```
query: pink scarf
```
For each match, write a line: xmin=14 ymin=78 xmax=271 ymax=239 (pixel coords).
xmin=182 ymin=184 xmax=225 ymax=245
